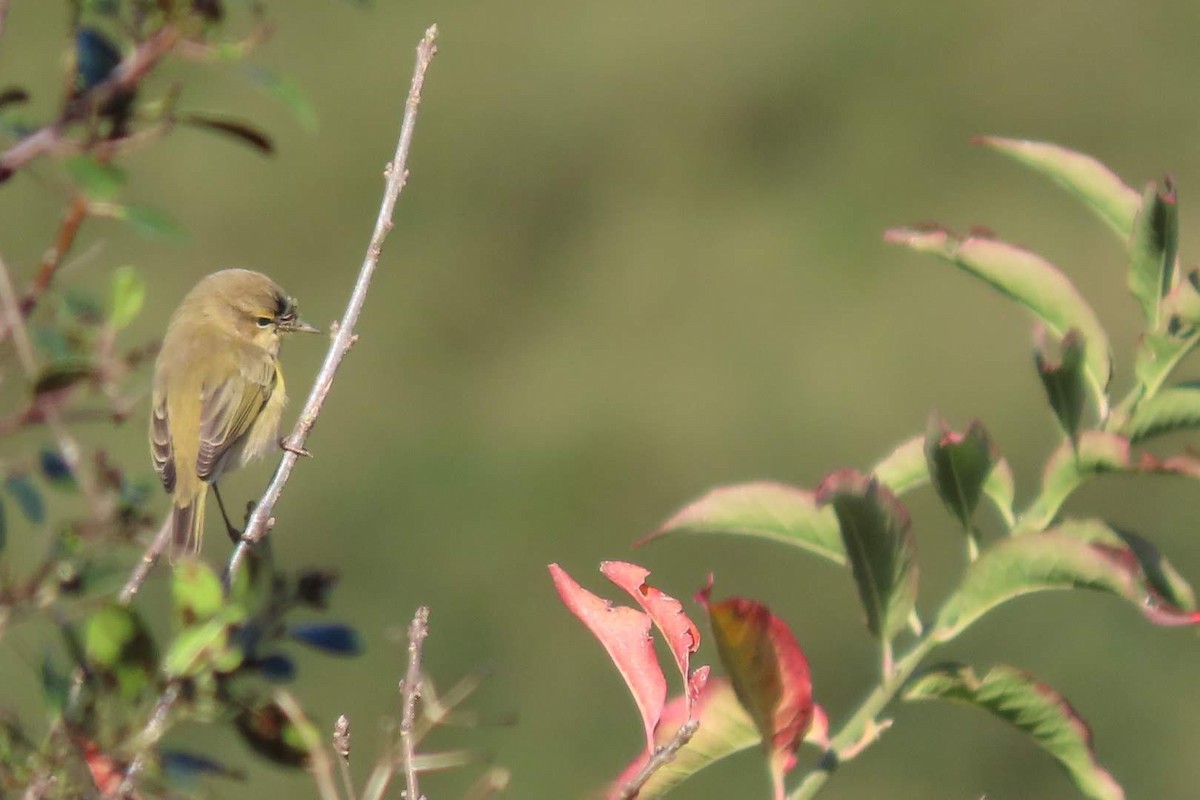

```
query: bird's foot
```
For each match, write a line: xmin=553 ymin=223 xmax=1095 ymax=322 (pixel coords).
xmin=279 ymin=436 xmax=312 ymax=458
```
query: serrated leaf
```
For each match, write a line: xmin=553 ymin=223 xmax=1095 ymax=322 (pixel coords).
xmin=924 ymin=414 xmax=995 ymax=529
xmin=1017 ymin=432 xmax=1129 ymax=533
xmin=1124 ymin=383 xmax=1200 ymax=441
xmin=116 ymin=205 xmax=187 ymax=242
xmin=816 ymin=469 xmax=918 ymax=642
xmin=243 ymin=66 xmax=318 ymax=133
xmin=108 ymin=265 xmax=145 ymax=329
xmin=904 ymin=663 xmax=1123 ymax=800
xmin=172 ymin=558 xmax=225 ymax=624
xmin=697 ymin=586 xmax=813 ymax=797
xmin=288 ymin=623 xmax=362 ymax=656
xmin=886 ymin=227 xmax=1112 ymax=417
xmin=1128 ymin=178 xmax=1179 ymax=329
xmin=1054 ymin=519 xmax=1195 ymax=612
xmin=933 ymin=530 xmax=1200 ymax=641
xmin=181 ymin=114 xmax=274 ymax=154
xmin=64 ymin=156 xmax=125 ymax=201
xmin=640 ymin=482 xmax=844 ymax=565
xmin=975 ymin=136 xmax=1140 ymax=240
xmin=5 ymin=475 xmax=44 ymax=524
xmin=1035 ymin=327 xmax=1088 ymax=443
xmin=550 ymin=563 xmax=665 ymax=755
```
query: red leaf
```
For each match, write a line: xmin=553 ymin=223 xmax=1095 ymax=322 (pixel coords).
xmin=81 ymin=739 xmax=126 ymax=795
xmin=697 ymin=582 xmax=814 ymax=799
xmin=601 ymin=561 xmax=701 ymax=699
xmin=550 ymin=563 xmax=666 ymax=754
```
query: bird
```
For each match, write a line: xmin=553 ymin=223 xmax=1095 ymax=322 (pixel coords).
xmin=149 ymin=269 xmax=319 ymax=557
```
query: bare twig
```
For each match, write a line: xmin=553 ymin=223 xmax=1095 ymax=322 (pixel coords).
xmin=401 ymin=606 xmax=430 ymax=800
xmin=614 ymin=720 xmax=700 ymax=800
xmin=112 ymin=681 xmax=180 ymax=798
xmin=117 ymin=515 xmax=171 ymax=605
xmin=276 ymin=690 xmax=342 ymax=800
xmin=334 ymin=714 xmax=355 ymax=800
xmin=0 ymin=253 xmax=38 ymax=374
xmin=224 ymin=24 xmax=439 ymax=583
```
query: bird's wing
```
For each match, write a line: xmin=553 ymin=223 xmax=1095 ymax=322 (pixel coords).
xmin=196 ymin=356 xmax=277 ymax=481
xmin=150 ymin=391 xmax=175 ymax=493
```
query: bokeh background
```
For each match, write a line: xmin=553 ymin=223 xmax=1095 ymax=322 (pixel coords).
xmin=2 ymin=1 xmax=1200 ymax=797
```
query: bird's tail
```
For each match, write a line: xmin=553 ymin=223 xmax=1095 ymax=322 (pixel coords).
xmin=169 ymin=483 xmax=207 ymax=561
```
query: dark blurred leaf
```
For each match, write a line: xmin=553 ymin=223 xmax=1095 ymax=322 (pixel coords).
xmin=108 ymin=265 xmax=145 ymax=329
xmin=1035 ymin=327 xmax=1087 ymax=443
xmin=289 ymin=623 xmax=362 ymax=656
xmin=253 ymin=653 xmax=297 ymax=682
xmin=975 ymin=136 xmax=1140 ymax=241
xmin=30 ymin=325 xmax=72 ymax=360
xmin=40 ymin=448 xmax=75 ymax=489
xmin=5 ymin=474 xmax=45 ymax=524
xmin=904 ymin=663 xmax=1123 ymax=800
xmin=75 ymin=28 xmax=123 ymax=92
xmin=33 ymin=357 xmax=95 ymax=395
xmin=243 ymin=66 xmax=318 ymax=132
xmin=0 ymin=88 xmax=30 ymax=110
xmin=117 ymin=205 xmax=188 ymax=242
xmin=181 ymin=114 xmax=274 ymax=154
xmin=60 ymin=288 xmax=104 ymax=325
xmin=161 ymin=749 xmax=245 ymax=784
xmin=886 ymin=226 xmax=1111 ymax=416
xmin=190 ymin=0 xmax=225 ymax=22
xmin=923 ymin=414 xmax=995 ymax=529
xmin=815 ymin=469 xmax=918 ymax=642
xmin=235 ymin=701 xmax=309 ymax=767
xmin=64 ymin=155 xmax=125 ymax=201
xmin=295 ymin=569 xmax=339 ymax=609
xmin=41 ymin=653 xmax=70 ymax=714
xmin=83 ymin=0 xmax=122 ymax=15
xmin=1128 ymin=177 xmax=1179 ymax=329
xmin=118 ymin=478 xmax=152 ymax=512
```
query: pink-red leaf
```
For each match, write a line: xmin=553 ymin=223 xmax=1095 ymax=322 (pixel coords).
xmin=697 ymin=584 xmax=813 ymax=799
xmin=601 ymin=561 xmax=701 ymax=694
xmin=550 ymin=563 xmax=665 ymax=754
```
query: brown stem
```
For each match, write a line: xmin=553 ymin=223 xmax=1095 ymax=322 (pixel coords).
xmin=223 ymin=24 xmax=439 ymax=583
xmin=614 ymin=720 xmax=700 ymax=800
xmin=400 ymin=606 xmax=430 ymax=800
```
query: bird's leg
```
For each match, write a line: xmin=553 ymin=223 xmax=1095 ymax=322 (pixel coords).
xmin=279 ymin=435 xmax=311 ymax=458
xmin=211 ymin=483 xmax=242 ymax=543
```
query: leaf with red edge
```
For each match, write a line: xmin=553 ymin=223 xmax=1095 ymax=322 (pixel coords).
xmin=933 ymin=530 xmax=1200 ymax=641
xmin=640 ymin=482 xmax=844 ymax=565
xmin=816 ymin=469 xmax=919 ymax=643
xmin=697 ymin=584 xmax=813 ymax=799
xmin=904 ymin=663 xmax=1124 ymax=800
xmin=610 ymin=678 xmax=829 ymax=800
xmin=924 ymin=414 xmax=996 ymax=529
xmin=1017 ymin=431 xmax=1130 ymax=533
xmin=549 ymin=563 xmax=665 ymax=754
xmin=600 ymin=561 xmax=701 ymax=705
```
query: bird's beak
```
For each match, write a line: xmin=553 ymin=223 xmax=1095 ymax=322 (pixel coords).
xmin=283 ymin=318 xmax=321 ymax=334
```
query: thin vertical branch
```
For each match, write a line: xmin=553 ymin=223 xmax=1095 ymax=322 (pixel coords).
xmin=224 ymin=24 xmax=439 ymax=584
xmin=117 ymin=515 xmax=170 ymax=605
xmin=112 ymin=681 xmax=180 ymax=798
xmin=400 ymin=606 xmax=430 ymax=800
xmin=0 ymin=253 xmax=39 ymax=374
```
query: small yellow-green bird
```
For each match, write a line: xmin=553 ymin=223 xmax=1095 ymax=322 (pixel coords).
xmin=150 ymin=269 xmax=319 ymax=557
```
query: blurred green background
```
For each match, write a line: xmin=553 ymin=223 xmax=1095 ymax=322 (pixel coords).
xmin=3 ymin=1 xmax=1200 ymax=797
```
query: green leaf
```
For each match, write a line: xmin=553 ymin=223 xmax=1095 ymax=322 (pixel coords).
xmin=639 ymin=482 xmax=845 ymax=566
xmin=108 ymin=265 xmax=145 ymax=330
xmin=84 ymin=604 xmax=135 ymax=667
xmin=164 ymin=619 xmax=243 ymax=677
xmin=1053 ymin=519 xmax=1195 ymax=613
xmin=975 ymin=136 xmax=1140 ymax=241
xmin=41 ymin=653 xmax=69 ymax=714
xmin=1035 ymin=327 xmax=1088 ymax=443
xmin=933 ymin=530 xmax=1199 ymax=641
xmin=116 ymin=205 xmax=188 ymax=242
xmin=1127 ymin=178 xmax=1179 ymax=329
xmin=1132 ymin=273 xmax=1200 ymax=397
xmin=5 ymin=475 xmax=44 ymax=524
xmin=924 ymin=414 xmax=995 ymax=529
xmin=886 ymin=227 xmax=1112 ymax=417
xmin=1016 ymin=432 xmax=1129 ymax=533
xmin=816 ymin=469 xmax=918 ymax=642
xmin=243 ymin=66 xmax=318 ymax=133
xmin=172 ymin=558 xmax=225 ymax=624
xmin=1123 ymin=383 xmax=1200 ymax=441
xmin=904 ymin=663 xmax=1124 ymax=800
xmin=871 ymin=435 xmax=1016 ymax=530
xmin=64 ymin=155 xmax=125 ymax=201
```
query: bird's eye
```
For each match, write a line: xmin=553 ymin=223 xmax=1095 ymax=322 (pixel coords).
xmin=256 ymin=317 xmax=273 ymax=328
